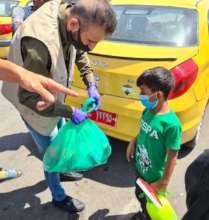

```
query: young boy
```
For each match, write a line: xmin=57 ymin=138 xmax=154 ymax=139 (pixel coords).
xmin=126 ymin=67 xmax=182 ymax=220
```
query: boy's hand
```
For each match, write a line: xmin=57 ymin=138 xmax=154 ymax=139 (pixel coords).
xmin=151 ymin=179 xmax=168 ymax=192
xmin=126 ymin=142 xmax=135 ymax=162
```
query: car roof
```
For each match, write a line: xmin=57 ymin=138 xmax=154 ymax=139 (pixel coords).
xmin=111 ymin=0 xmax=198 ymax=8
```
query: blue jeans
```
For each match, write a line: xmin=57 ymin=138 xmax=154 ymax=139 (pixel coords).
xmin=24 ymin=118 xmax=66 ymax=201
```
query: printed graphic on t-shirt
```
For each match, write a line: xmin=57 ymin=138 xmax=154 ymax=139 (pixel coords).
xmin=141 ymin=119 xmax=159 ymax=140
xmin=136 ymin=144 xmax=152 ymax=173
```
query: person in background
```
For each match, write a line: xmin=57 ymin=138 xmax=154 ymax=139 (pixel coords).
xmin=12 ymin=0 xmax=49 ymax=31
xmin=182 ymin=150 xmax=209 ymax=220
xmin=126 ymin=67 xmax=182 ymax=220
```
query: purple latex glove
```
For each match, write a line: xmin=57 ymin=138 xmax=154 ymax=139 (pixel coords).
xmin=88 ymin=84 xmax=100 ymax=110
xmin=71 ymin=108 xmax=88 ymax=124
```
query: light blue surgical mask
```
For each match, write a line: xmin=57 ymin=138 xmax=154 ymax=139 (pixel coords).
xmin=139 ymin=94 xmax=158 ymax=109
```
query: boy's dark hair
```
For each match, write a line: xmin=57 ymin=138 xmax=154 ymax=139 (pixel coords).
xmin=136 ymin=67 xmax=174 ymax=99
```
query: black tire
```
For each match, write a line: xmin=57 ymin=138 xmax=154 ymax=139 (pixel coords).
xmin=182 ymin=122 xmax=202 ymax=149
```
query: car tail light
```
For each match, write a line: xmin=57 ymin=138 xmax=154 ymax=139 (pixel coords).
xmin=168 ymin=59 xmax=198 ymax=99
xmin=0 ymin=24 xmax=13 ymax=35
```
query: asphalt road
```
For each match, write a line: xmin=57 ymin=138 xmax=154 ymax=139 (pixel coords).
xmin=1 ymin=82 xmax=209 ymax=220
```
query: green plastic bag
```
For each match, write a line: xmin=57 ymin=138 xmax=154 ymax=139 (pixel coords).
xmin=146 ymin=193 xmax=179 ymax=220
xmin=43 ymin=98 xmax=112 ymax=173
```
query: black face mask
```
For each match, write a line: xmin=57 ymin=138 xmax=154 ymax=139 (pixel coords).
xmin=70 ymin=30 xmax=91 ymax=52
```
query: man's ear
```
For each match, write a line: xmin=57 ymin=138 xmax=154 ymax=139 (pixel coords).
xmin=67 ymin=17 xmax=80 ymax=32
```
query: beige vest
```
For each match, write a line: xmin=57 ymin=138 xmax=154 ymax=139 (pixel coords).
xmin=2 ymin=0 xmax=75 ymax=135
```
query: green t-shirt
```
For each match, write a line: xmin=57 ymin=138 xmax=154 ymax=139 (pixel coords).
xmin=135 ymin=109 xmax=182 ymax=183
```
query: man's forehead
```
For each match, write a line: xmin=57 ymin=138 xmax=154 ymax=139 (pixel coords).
xmin=85 ymin=27 xmax=105 ymax=41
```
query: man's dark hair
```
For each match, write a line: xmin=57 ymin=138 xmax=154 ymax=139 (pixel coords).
xmin=70 ymin=0 xmax=117 ymax=35
xmin=136 ymin=67 xmax=174 ymax=99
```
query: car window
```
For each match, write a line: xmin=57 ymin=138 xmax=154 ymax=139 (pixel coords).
xmin=0 ymin=0 xmax=18 ymax=16
xmin=108 ymin=5 xmax=198 ymax=47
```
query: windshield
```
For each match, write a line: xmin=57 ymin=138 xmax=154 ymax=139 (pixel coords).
xmin=108 ymin=5 xmax=198 ymax=47
xmin=0 ymin=0 xmax=18 ymax=16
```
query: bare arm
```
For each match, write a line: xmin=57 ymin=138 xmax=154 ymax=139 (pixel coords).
xmin=126 ymin=137 xmax=137 ymax=162
xmin=161 ymin=149 xmax=178 ymax=185
xmin=0 ymin=59 xmax=25 ymax=83
xmin=0 ymin=59 xmax=78 ymax=105
xmin=151 ymin=149 xmax=178 ymax=192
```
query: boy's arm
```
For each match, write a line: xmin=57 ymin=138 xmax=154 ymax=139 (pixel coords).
xmin=126 ymin=137 xmax=137 ymax=162
xmin=151 ymin=149 xmax=178 ymax=192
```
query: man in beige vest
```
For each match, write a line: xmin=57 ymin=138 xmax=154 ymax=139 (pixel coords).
xmin=13 ymin=0 xmax=82 ymax=183
xmin=2 ymin=0 xmax=116 ymax=214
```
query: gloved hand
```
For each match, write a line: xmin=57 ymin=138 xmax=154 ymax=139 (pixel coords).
xmin=71 ymin=108 xmax=88 ymax=124
xmin=88 ymin=84 xmax=100 ymax=110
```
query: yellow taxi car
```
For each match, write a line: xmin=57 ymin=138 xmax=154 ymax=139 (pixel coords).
xmin=0 ymin=0 xmax=31 ymax=58
xmin=66 ymin=0 xmax=209 ymax=147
